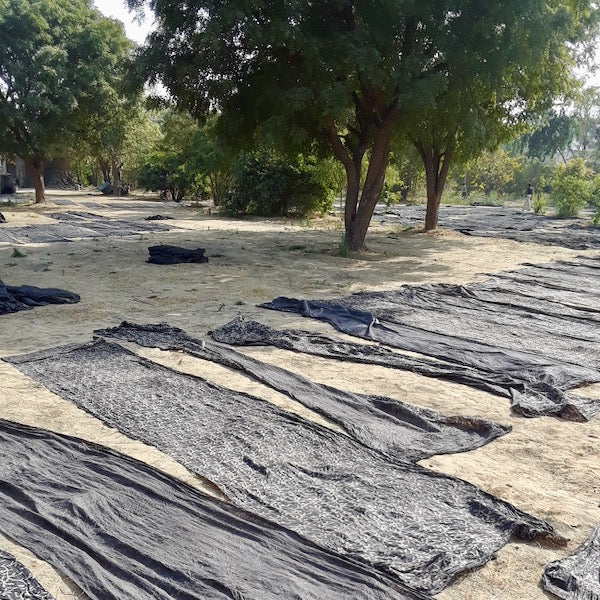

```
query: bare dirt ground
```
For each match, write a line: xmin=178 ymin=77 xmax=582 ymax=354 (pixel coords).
xmin=1 ymin=190 xmax=599 ymax=599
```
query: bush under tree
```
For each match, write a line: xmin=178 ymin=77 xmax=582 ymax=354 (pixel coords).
xmin=224 ymin=152 xmax=335 ymax=217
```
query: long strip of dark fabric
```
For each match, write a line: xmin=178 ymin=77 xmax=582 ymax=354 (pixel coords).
xmin=260 ymin=258 xmax=600 ymax=421
xmin=6 ymin=340 xmax=559 ymax=595
xmin=0 ymin=549 xmax=53 ymax=600
xmin=211 ymin=317 xmax=599 ymax=421
xmin=0 ymin=419 xmax=410 ymax=600
xmin=96 ymin=321 xmax=511 ymax=462
xmin=542 ymin=526 xmax=600 ymax=599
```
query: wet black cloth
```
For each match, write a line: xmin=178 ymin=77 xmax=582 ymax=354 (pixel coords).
xmin=375 ymin=204 xmax=600 ymax=249
xmin=261 ymin=257 xmax=600 ymax=420
xmin=96 ymin=321 xmax=511 ymax=462
xmin=0 ymin=550 xmax=53 ymax=600
xmin=0 ymin=419 xmax=407 ymax=600
xmin=0 ymin=279 xmax=80 ymax=315
xmin=6 ymin=340 xmax=559 ymax=595
xmin=212 ymin=317 xmax=600 ymax=421
xmin=147 ymin=245 xmax=208 ymax=264
xmin=542 ymin=526 xmax=600 ymax=599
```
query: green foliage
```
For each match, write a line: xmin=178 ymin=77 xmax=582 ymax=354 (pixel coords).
xmin=0 ymin=0 xmax=133 ymax=181
xmin=461 ymin=150 xmax=523 ymax=197
xmin=224 ymin=152 xmax=335 ymax=217
xmin=133 ymin=0 xmax=600 ymax=241
xmin=589 ymin=175 xmax=600 ymax=224
xmin=187 ymin=117 xmax=235 ymax=206
xmin=137 ymin=110 xmax=204 ymax=202
xmin=551 ymin=158 xmax=593 ymax=217
xmin=521 ymin=112 xmax=577 ymax=162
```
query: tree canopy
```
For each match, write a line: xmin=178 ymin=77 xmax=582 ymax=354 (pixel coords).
xmin=132 ymin=0 xmax=598 ymax=248
xmin=0 ymin=0 xmax=134 ymax=202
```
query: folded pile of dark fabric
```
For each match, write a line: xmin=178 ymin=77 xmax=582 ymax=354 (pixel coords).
xmin=147 ymin=244 xmax=208 ymax=265
xmin=0 ymin=279 xmax=80 ymax=315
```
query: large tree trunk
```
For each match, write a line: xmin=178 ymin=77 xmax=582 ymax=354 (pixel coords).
xmin=346 ymin=112 xmax=398 ymax=250
xmin=111 ymin=159 xmax=122 ymax=196
xmin=416 ymin=143 xmax=454 ymax=231
xmin=24 ymin=155 xmax=45 ymax=203
xmin=326 ymin=109 xmax=399 ymax=252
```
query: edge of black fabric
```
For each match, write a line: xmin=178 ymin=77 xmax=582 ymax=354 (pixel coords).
xmin=258 ymin=297 xmax=600 ymax=421
xmin=95 ymin=321 xmax=512 ymax=462
xmin=542 ymin=525 xmax=600 ymax=599
xmin=0 ymin=418 xmax=413 ymax=600
xmin=0 ymin=549 xmax=54 ymax=600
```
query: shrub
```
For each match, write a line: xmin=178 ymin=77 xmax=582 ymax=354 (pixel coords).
xmin=590 ymin=175 xmax=600 ymax=225
xmin=224 ymin=152 xmax=335 ymax=217
xmin=550 ymin=158 xmax=592 ymax=218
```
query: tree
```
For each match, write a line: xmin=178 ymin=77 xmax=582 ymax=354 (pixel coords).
xmin=551 ymin=157 xmax=593 ymax=217
xmin=459 ymin=150 xmax=523 ymax=197
xmin=131 ymin=0 xmax=599 ymax=248
xmin=405 ymin=1 xmax=597 ymax=230
xmin=0 ymin=0 xmax=133 ymax=202
xmin=138 ymin=109 xmax=202 ymax=202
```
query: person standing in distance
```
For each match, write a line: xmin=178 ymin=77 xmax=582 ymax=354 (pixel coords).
xmin=524 ymin=182 xmax=534 ymax=211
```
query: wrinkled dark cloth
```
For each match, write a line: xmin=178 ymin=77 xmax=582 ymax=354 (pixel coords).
xmin=6 ymin=340 xmax=559 ymax=595
xmin=261 ymin=257 xmax=600 ymax=421
xmin=0 ymin=550 xmax=53 ymax=600
xmin=0 ymin=212 xmax=172 ymax=244
xmin=212 ymin=317 xmax=599 ymax=421
xmin=375 ymin=204 xmax=600 ymax=249
xmin=145 ymin=214 xmax=174 ymax=221
xmin=0 ymin=279 xmax=80 ymax=315
xmin=147 ymin=245 xmax=208 ymax=265
xmin=542 ymin=526 xmax=600 ymax=599
xmin=96 ymin=321 xmax=511 ymax=462
xmin=0 ymin=419 xmax=407 ymax=600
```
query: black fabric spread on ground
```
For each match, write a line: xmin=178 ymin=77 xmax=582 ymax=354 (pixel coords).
xmin=261 ymin=257 xmax=600 ymax=420
xmin=0 ymin=211 xmax=172 ymax=244
xmin=542 ymin=526 xmax=600 ymax=599
xmin=0 ymin=419 xmax=407 ymax=600
xmin=0 ymin=279 xmax=80 ymax=315
xmin=374 ymin=204 xmax=600 ymax=249
xmin=211 ymin=317 xmax=597 ymax=420
xmin=96 ymin=321 xmax=511 ymax=462
xmin=0 ymin=550 xmax=53 ymax=600
xmin=6 ymin=340 xmax=559 ymax=595
xmin=147 ymin=244 xmax=208 ymax=265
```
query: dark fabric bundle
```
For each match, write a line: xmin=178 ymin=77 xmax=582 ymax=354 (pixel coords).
xmin=97 ymin=321 xmax=511 ymax=462
xmin=542 ymin=526 xmax=600 ymax=599
xmin=145 ymin=214 xmax=174 ymax=220
xmin=6 ymin=340 xmax=560 ymax=595
xmin=212 ymin=317 xmax=599 ymax=421
xmin=0 ymin=279 xmax=80 ymax=315
xmin=0 ymin=550 xmax=53 ymax=600
xmin=0 ymin=419 xmax=409 ymax=600
xmin=147 ymin=244 xmax=208 ymax=264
